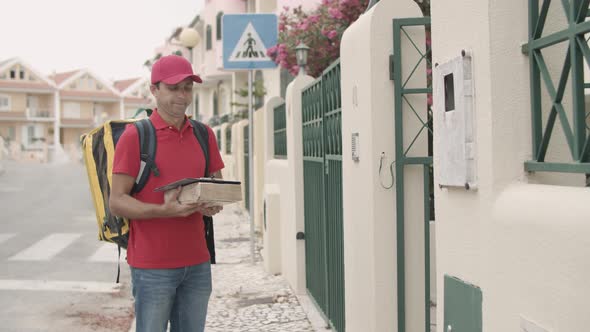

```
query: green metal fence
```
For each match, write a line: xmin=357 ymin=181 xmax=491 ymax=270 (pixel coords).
xmin=274 ymin=102 xmax=287 ymax=158
xmin=392 ymin=17 xmax=433 ymax=332
xmin=243 ymin=124 xmax=250 ymax=211
xmin=302 ymin=59 xmax=345 ymax=332
xmin=522 ymin=0 xmax=590 ymax=173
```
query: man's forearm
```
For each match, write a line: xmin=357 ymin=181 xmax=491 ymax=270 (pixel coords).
xmin=110 ymin=194 xmax=168 ymax=220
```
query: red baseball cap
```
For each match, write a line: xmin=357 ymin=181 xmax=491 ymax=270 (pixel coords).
xmin=151 ymin=55 xmax=203 ymax=85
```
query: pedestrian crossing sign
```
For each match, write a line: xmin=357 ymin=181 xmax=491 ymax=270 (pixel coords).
xmin=222 ymin=14 xmax=278 ymax=70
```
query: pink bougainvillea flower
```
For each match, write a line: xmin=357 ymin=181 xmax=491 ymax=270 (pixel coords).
xmin=269 ymin=0 xmax=370 ymax=77
xmin=328 ymin=8 xmax=344 ymax=20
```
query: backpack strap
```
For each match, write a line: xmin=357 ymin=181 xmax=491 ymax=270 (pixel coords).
xmin=132 ymin=118 xmax=159 ymax=194
xmin=189 ymin=119 xmax=216 ymax=264
xmin=115 ymin=117 xmax=158 ymax=283
xmin=189 ymin=119 xmax=210 ymax=177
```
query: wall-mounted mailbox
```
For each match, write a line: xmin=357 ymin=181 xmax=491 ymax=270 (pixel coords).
xmin=433 ymin=50 xmax=477 ymax=189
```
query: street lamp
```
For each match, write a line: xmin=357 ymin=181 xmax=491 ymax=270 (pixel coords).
xmin=295 ymin=42 xmax=310 ymax=76
xmin=179 ymin=27 xmax=200 ymax=54
xmin=179 ymin=27 xmax=200 ymax=119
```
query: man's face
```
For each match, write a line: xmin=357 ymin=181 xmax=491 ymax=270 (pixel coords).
xmin=150 ymin=78 xmax=193 ymax=117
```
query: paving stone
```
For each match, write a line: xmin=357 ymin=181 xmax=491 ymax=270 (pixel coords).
xmin=205 ymin=203 xmax=315 ymax=332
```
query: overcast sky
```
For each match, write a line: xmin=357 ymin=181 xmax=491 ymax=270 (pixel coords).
xmin=2 ymin=0 xmax=204 ymax=82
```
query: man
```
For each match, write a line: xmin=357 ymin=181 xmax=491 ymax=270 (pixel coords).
xmin=109 ymin=54 xmax=224 ymax=332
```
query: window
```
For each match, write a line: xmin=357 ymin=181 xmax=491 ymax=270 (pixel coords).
xmin=206 ymin=25 xmax=212 ymax=50
xmin=0 ymin=95 xmax=11 ymax=111
xmin=96 ymin=83 xmax=102 ymax=90
xmin=216 ymin=12 xmax=223 ymax=40
xmin=19 ymin=71 xmax=25 ymax=79
xmin=213 ymin=91 xmax=218 ymax=116
xmin=63 ymin=102 xmax=81 ymax=118
xmin=7 ymin=126 xmax=15 ymax=141
xmin=10 ymin=70 xmax=15 ymax=79
xmin=27 ymin=126 xmax=35 ymax=146
xmin=23 ymin=124 xmax=44 ymax=149
xmin=26 ymin=96 xmax=39 ymax=113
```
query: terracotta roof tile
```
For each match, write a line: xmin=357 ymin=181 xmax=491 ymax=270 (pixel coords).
xmin=50 ymin=70 xmax=80 ymax=85
xmin=114 ymin=78 xmax=140 ymax=92
xmin=0 ymin=80 xmax=54 ymax=91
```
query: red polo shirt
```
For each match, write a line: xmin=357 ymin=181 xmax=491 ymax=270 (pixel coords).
xmin=112 ymin=110 xmax=224 ymax=269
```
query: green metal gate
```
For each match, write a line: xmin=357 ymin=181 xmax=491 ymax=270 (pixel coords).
xmin=302 ymin=59 xmax=345 ymax=332
xmin=244 ymin=124 xmax=250 ymax=211
xmin=392 ymin=17 xmax=434 ymax=332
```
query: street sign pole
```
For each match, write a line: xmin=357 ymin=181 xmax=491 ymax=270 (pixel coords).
xmin=221 ymin=13 xmax=277 ymax=266
xmin=248 ymin=69 xmax=255 ymax=264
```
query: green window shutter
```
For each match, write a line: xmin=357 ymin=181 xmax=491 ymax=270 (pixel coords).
xmin=206 ymin=25 xmax=212 ymax=50
xmin=216 ymin=12 xmax=223 ymax=40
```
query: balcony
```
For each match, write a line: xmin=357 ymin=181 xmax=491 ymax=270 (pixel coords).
xmin=0 ymin=108 xmax=56 ymax=122
xmin=26 ymin=108 xmax=54 ymax=121
xmin=0 ymin=110 xmax=26 ymax=121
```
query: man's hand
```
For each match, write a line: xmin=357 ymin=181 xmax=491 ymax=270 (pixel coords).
xmin=200 ymin=204 xmax=223 ymax=217
xmin=163 ymin=187 xmax=207 ymax=217
xmin=163 ymin=187 xmax=223 ymax=217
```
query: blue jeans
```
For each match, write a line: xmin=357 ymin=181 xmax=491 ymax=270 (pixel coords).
xmin=130 ymin=261 xmax=212 ymax=332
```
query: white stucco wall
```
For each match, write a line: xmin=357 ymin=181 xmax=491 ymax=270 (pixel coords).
xmin=340 ymin=1 xmax=425 ymax=331
xmin=253 ymin=106 xmax=265 ymax=232
xmin=262 ymin=96 xmax=286 ymax=275
xmin=433 ymin=0 xmax=590 ymax=331
xmin=234 ymin=119 xmax=248 ymax=210
xmin=278 ymin=75 xmax=314 ymax=294
xmin=219 ymin=122 xmax=237 ymax=180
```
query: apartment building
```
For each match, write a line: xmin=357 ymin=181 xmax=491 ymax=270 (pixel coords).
xmin=115 ymin=77 xmax=154 ymax=119
xmin=0 ymin=58 xmax=153 ymax=162
xmin=0 ymin=58 xmax=57 ymax=161
xmin=51 ymin=69 xmax=122 ymax=160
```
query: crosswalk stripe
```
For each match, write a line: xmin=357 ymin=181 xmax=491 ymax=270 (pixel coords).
xmin=0 ymin=279 xmax=120 ymax=293
xmin=0 ymin=185 xmax=23 ymax=193
xmin=89 ymin=243 xmax=126 ymax=262
xmin=0 ymin=233 xmax=16 ymax=244
xmin=8 ymin=233 xmax=82 ymax=261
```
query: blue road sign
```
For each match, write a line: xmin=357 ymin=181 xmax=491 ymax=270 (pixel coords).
xmin=222 ymin=14 xmax=278 ymax=70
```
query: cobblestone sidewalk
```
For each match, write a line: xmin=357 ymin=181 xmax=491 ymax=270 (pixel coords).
xmin=130 ymin=203 xmax=319 ymax=332
xmin=205 ymin=204 xmax=315 ymax=332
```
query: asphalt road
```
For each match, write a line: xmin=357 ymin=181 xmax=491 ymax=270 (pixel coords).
xmin=0 ymin=160 xmax=134 ymax=332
